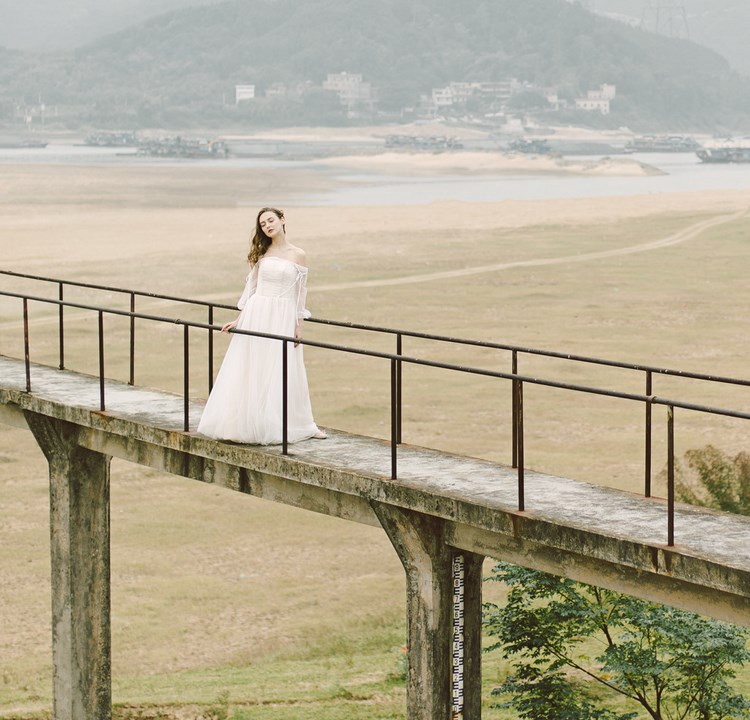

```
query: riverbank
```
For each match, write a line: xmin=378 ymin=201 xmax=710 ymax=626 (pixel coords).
xmin=314 ymin=150 xmax=662 ymax=175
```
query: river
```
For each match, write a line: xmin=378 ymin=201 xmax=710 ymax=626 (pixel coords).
xmin=3 ymin=144 xmax=750 ymax=205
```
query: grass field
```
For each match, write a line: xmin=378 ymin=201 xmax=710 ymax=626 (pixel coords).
xmin=1 ymin=161 xmax=749 ymax=719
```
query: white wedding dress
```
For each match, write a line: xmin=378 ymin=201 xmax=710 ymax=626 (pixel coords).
xmin=197 ymin=256 xmax=321 ymax=444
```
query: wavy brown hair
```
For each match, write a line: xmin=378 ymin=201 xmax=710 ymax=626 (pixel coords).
xmin=248 ymin=207 xmax=285 ymax=265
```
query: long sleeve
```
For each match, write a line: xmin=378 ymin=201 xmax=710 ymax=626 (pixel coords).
xmin=236 ymin=263 xmax=259 ymax=310
xmin=296 ymin=267 xmax=311 ymax=320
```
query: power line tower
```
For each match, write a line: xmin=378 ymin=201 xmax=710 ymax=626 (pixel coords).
xmin=641 ymin=1 xmax=690 ymax=39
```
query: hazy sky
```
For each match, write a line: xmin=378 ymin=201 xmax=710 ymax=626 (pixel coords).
xmin=0 ymin=0 xmax=212 ymax=50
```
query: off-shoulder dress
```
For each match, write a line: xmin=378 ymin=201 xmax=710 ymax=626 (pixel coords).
xmin=197 ymin=256 xmax=322 ymax=444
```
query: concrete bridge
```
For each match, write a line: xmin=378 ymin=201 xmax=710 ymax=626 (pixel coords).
xmin=1 ymin=273 xmax=750 ymax=720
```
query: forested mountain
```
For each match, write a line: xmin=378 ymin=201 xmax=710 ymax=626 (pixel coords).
xmin=4 ymin=0 xmax=750 ymax=79
xmin=2 ymin=0 xmax=750 ymax=131
xmin=591 ymin=0 xmax=750 ymax=75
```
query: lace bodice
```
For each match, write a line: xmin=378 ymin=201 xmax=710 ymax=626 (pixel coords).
xmin=237 ymin=256 xmax=310 ymax=319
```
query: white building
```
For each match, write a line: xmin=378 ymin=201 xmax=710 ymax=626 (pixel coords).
xmin=235 ymin=84 xmax=256 ymax=104
xmin=265 ymin=83 xmax=287 ymax=97
xmin=322 ymin=72 xmax=373 ymax=108
xmin=475 ymin=81 xmax=514 ymax=102
xmin=575 ymin=84 xmax=616 ymax=114
xmin=431 ymin=87 xmax=454 ymax=107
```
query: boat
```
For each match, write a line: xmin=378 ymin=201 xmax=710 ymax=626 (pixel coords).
xmin=624 ymin=135 xmax=700 ymax=153
xmin=85 ymin=131 xmax=138 ymax=147
xmin=136 ymin=136 xmax=228 ymax=159
xmin=696 ymin=143 xmax=750 ymax=163
xmin=385 ymin=134 xmax=464 ymax=150
xmin=508 ymin=138 xmax=551 ymax=154
xmin=0 ymin=138 xmax=48 ymax=149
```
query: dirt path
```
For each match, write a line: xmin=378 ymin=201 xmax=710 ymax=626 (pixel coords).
xmin=2 ymin=208 xmax=745 ymax=331
xmin=314 ymin=208 xmax=748 ymax=292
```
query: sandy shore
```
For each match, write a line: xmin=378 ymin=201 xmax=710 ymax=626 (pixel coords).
xmin=314 ymin=150 xmax=663 ymax=176
xmin=230 ymin=120 xmax=638 ymax=143
xmin=223 ymin=121 xmax=662 ymax=175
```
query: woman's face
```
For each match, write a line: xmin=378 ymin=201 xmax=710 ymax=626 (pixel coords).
xmin=259 ymin=211 xmax=284 ymax=238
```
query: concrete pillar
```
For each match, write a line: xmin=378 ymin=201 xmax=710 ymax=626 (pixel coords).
xmin=25 ymin=413 xmax=112 ymax=720
xmin=371 ymin=501 xmax=484 ymax=719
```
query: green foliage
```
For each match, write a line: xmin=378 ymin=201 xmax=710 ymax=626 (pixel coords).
xmin=203 ymin=690 xmax=230 ymax=720
xmin=676 ymin=444 xmax=750 ymax=515
xmin=508 ymin=90 xmax=551 ymax=111
xmin=2 ymin=0 xmax=750 ymax=129
xmin=484 ymin=562 xmax=750 ymax=720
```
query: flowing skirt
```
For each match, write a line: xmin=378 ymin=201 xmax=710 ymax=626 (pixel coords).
xmin=197 ymin=293 xmax=319 ymax=444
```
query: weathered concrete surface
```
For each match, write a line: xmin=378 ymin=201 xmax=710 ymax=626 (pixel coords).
xmin=24 ymin=412 xmax=112 ymax=720
xmin=371 ymin=502 xmax=484 ymax=720
xmin=1 ymin=355 xmax=750 ymax=626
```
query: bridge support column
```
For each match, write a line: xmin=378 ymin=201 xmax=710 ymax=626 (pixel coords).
xmin=25 ymin=413 xmax=112 ymax=720
xmin=371 ymin=502 xmax=484 ymax=719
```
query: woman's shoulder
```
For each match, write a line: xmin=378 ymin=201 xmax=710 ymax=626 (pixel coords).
xmin=286 ymin=244 xmax=307 ymax=267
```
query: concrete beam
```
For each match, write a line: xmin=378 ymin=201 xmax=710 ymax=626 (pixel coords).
xmin=371 ymin=501 xmax=484 ymax=720
xmin=25 ymin=411 xmax=112 ymax=720
xmin=76 ymin=428 xmax=380 ymax=528
xmin=449 ymin=522 xmax=750 ymax=627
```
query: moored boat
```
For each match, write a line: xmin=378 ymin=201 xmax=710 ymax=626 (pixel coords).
xmin=0 ymin=138 xmax=48 ymax=149
xmin=85 ymin=131 xmax=138 ymax=147
xmin=136 ymin=136 xmax=228 ymax=158
xmin=695 ymin=140 xmax=750 ymax=163
xmin=624 ymin=135 xmax=700 ymax=153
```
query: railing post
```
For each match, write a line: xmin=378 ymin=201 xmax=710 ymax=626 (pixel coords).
xmin=667 ymin=405 xmax=675 ymax=546
xmin=516 ymin=378 xmax=525 ymax=512
xmin=282 ymin=340 xmax=288 ymax=455
xmin=645 ymin=370 xmax=653 ymax=497
xmin=129 ymin=292 xmax=135 ymax=386
xmin=511 ymin=350 xmax=518 ymax=468
xmin=98 ymin=310 xmax=105 ymax=411
xmin=391 ymin=357 xmax=398 ymax=480
xmin=396 ymin=333 xmax=403 ymax=445
xmin=23 ymin=298 xmax=31 ymax=392
xmin=183 ymin=324 xmax=190 ymax=432
xmin=58 ymin=282 xmax=65 ymax=370
xmin=208 ymin=305 xmax=215 ymax=394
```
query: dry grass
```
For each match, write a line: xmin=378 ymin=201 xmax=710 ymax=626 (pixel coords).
xmin=1 ymin=163 xmax=750 ymax=718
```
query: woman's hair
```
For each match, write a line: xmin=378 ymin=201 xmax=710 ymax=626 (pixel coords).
xmin=248 ymin=207 xmax=285 ymax=265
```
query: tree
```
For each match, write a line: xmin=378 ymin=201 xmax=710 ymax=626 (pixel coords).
xmin=508 ymin=90 xmax=551 ymax=112
xmin=484 ymin=563 xmax=750 ymax=720
xmin=676 ymin=444 xmax=750 ymax=515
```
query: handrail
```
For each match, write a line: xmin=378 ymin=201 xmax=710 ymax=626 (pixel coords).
xmin=3 ymin=275 xmax=750 ymax=548
xmin=3 ymin=289 xmax=749 ymax=419
xmin=3 ymin=268 xmax=749 ymax=387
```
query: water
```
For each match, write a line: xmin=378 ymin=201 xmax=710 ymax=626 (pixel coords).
xmin=3 ymin=144 xmax=750 ymax=205
xmin=305 ymin=152 xmax=750 ymax=206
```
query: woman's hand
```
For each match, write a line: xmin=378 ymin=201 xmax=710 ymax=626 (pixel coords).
xmin=221 ymin=319 xmax=238 ymax=333
xmin=294 ymin=322 xmax=303 ymax=348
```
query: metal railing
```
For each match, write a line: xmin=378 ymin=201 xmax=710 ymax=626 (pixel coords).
xmin=3 ymin=270 xmax=750 ymax=547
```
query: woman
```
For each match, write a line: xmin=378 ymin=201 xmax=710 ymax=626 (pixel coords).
xmin=198 ymin=207 xmax=326 ymax=444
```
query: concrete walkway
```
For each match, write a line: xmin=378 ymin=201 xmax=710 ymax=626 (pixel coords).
xmin=1 ymin=354 xmax=749 ymax=625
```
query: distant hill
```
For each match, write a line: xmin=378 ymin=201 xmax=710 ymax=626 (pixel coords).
xmin=3 ymin=0 xmax=749 ymax=78
xmin=590 ymin=0 xmax=750 ymax=75
xmin=2 ymin=0 xmax=750 ymax=131
xmin=0 ymin=0 xmax=214 ymax=52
